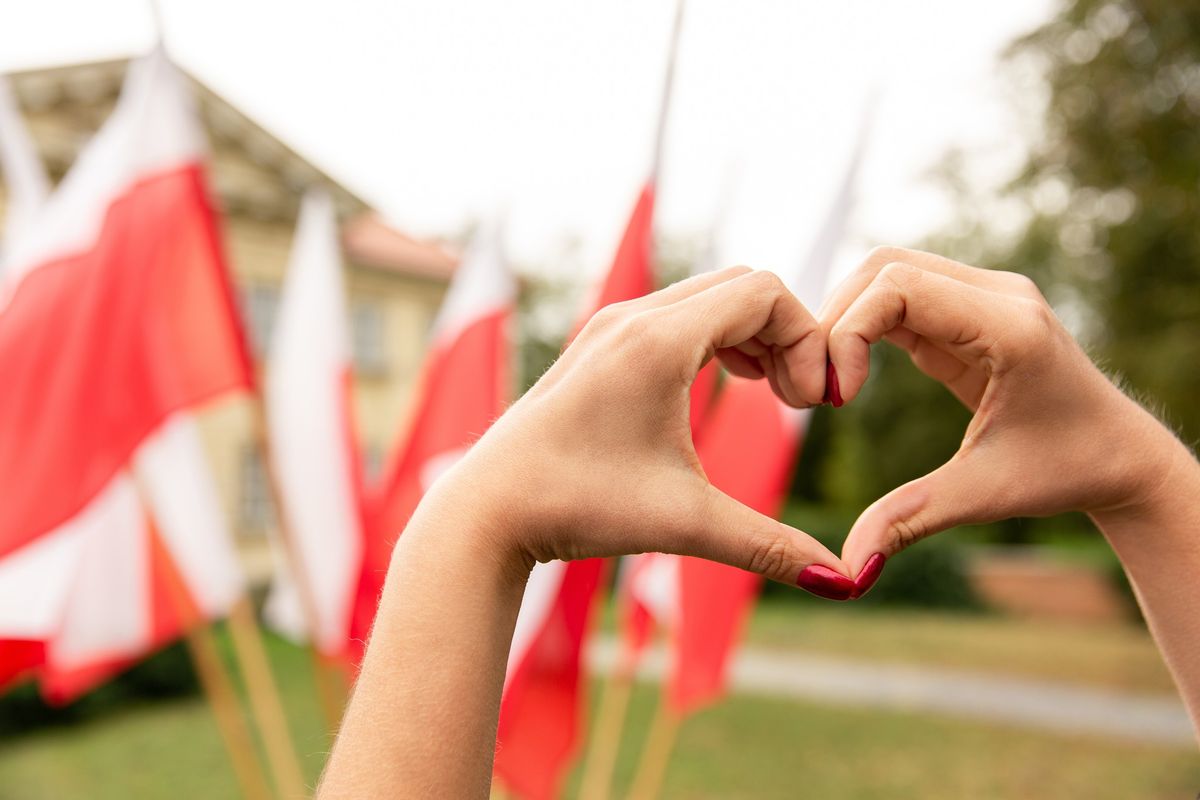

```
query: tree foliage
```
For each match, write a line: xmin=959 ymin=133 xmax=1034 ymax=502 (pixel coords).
xmin=1006 ymin=0 xmax=1200 ymax=443
xmin=818 ymin=0 xmax=1200 ymax=527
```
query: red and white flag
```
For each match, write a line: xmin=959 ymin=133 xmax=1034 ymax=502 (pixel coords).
xmin=0 ymin=415 xmax=247 ymax=702
xmin=494 ymin=182 xmax=655 ymax=800
xmin=349 ymin=216 xmax=514 ymax=663
xmin=0 ymin=48 xmax=254 ymax=561
xmin=0 ymin=73 xmax=50 ymax=257
xmin=263 ymin=189 xmax=365 ymax=661
xmin=0 ymin=49 xmax=252 ymax=699
xmin=620 ymin=108 xmax=871 ymax=715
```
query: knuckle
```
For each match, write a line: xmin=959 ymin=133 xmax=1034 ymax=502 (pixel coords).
xmin=744 ymin=268 xmax=786 ymax=295
xmin=581 ymin=303 xmax=625 ymax=336
xmin=617 ymin=309 xmax=668 ymax=352
xmin=1011 ymin=297 xmax=1057 ymax=344
xmin=1001 ymin=271 xmax=1044 ymax=300
xmin=718 ymin=264 xmax=754 ymax=280
xmin=887 ymin=516 xmax=927 ymax=553
xmin=876 ymin=260 xmax=919 ymax=290
xmin=745 ymin=536 xmax=791 ymax=579
xmin=864 ymin=246 xmax=910 ymax=272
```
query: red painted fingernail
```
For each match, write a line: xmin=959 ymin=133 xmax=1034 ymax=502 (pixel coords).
xmin=851 ymin=553 xmax=886 ymax=599
xmin=796 ymin=564 xmax=855 ymax=601
xmin=824 ymin=360 xmax=844 ymax=408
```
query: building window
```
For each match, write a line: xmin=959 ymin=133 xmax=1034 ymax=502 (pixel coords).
xmin=238 ymin=446 xmax=275 ymax=535
xmin=239 ymin=283 xmax=280 ymax=359
xmin=351 ymin=301 xmax=388 ymax=376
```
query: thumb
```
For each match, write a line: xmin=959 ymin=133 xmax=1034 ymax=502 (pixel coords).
xmin=840 ymin=451 xmax=1003 ymax=584
xmin=677 ymin=484 xmax=854 ymax=600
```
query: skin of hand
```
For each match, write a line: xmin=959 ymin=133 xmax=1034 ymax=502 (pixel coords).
xmin=450 ymin=265 xmax=849 ymax=581
xmin=822 ymin=246 xmax=1200 ymax=736
xmin=318 ymin=267 xmax=853 ymax=798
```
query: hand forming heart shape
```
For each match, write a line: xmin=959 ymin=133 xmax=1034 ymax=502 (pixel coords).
xmin=810 ymin=246 xmax=1173 ymax=596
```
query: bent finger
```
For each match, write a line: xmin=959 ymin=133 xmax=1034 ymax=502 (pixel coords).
xmin=667 ymin=270 xmax=826 ymax=407
xmin=630 ymin=265 xmax=752 ymax=312
xmin=827 ymin=262 xmax=1013 ymax=403
xmin=819 ymin=246 xmax=1024 ymax=326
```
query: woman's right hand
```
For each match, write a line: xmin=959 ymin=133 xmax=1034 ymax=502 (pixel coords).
xmin=820 ymin=247 xmax=1186 ymax=580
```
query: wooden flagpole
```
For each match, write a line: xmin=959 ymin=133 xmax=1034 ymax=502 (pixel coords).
xmin=226 ymin=596 xmax=309 ymax=799
xmin=145 ymin=519 xmax=274 ymax=800
xmin=649 ymin=0 xmax=687 ymax=187
xmin=250 ymin=394 xmax=347 ymax=729
xmin=133 ymin=463 xmax=308 ymax=797
xmin=626 ymin=1 xmax=688 ymax=793
xmin=626 ymin=698 xmax=681 ymax=800
xmin=578 ymin=646 xmax=637 ymax=800
xmin=580 ymin=1 xmax=688 ymax=796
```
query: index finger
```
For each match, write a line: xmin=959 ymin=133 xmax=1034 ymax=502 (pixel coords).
xmin=819 ymin=246 xmax=1023 ymax=329
xmin=827 ymin=261 xmax=1016 ymax=403
xmin=664 ymin=269 xmax=826 ymax=407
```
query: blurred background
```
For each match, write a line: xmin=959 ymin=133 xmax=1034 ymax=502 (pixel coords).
xmin=0 ymin=0 xmax=1198 ymax=798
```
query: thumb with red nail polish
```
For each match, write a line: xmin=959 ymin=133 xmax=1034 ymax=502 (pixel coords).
xmin=851 ymin=553 xmax=886 ymax=599
xmin=797 ymin=563 xmax=856 ymax=601
xmin=823 ymin=359 xmax=844 ymax=408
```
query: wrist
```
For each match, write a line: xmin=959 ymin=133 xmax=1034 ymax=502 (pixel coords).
xmin=413 ymin=448 xmax=539 ymax=584
xmin=1088 ymin=393 xmax=1194 ymax=528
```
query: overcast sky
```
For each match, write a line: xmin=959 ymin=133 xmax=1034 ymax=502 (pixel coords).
xmin=1 ymin=0 xmax=1053 ymax=287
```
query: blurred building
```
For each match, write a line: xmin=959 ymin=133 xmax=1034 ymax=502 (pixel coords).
xmin=0 ymin=59 xmax=456 ymax=581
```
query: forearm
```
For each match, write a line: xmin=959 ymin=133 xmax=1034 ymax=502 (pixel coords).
xmin=1090 ymin=418 xmax=1200 ymax=739
xmin=317 ymin=480 xmax=530 ymax=799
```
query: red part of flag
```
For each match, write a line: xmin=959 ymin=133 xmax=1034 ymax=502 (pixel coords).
xmin=494 ymin=558 xmax=605 ymax=800
xmin=0 ymin=640 xmax=44 ymax=695
xmin=0 ymin=165 xmax=253 ymax=560
xmin=668 ymin=378 xmax=802 ymax=715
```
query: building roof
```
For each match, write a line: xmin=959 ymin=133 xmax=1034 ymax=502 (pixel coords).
xmin=341 ymin=213 xmax=457 ymax=282
xmin=5 ymin=55 xmax=455 ymax=282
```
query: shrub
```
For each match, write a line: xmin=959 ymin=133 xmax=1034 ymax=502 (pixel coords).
xmin=772 ymin=501 xmax=983 ymax=611
xmin=0 ymin=641 xmax=198 ymax=738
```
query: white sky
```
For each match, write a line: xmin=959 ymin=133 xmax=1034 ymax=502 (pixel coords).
xmin=0 ymin=0 xmax=1054 ymax=288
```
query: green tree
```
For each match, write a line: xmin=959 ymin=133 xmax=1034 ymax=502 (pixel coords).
xmin=1005 ymin=0 xmax=1200 ymax=442
xmin=820 ymin=0 xmax=1200 ymax=530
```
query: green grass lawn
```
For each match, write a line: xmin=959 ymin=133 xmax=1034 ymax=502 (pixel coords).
xmin=0 ymin=609 xmax=1194 ymax=799
xmin=743 ymin=600 xmax=1179 ymax=695
xmin=595 ymin=595 xmax=1178 ymax=696
xmin=564 ymin=682 xmax=1199 ymax=800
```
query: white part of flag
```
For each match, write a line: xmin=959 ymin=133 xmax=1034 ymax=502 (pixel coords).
xmin=0 ymin=514 xmax=85 ymax=641
xmin=264 ymin=188 xmax=363 ymax=655
xmin=504 ymin=559 xmax=567 ymax=692
xmin=47 ymin=476 xmax=149 ymax=669
xmin=134 ymin=414 xmax=245 ymax=618
xmin=429 ymin=216 xmax=514 ymax=347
